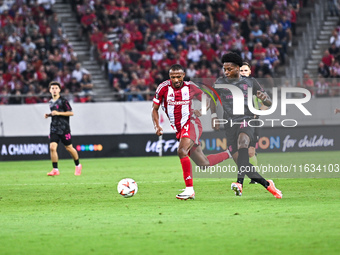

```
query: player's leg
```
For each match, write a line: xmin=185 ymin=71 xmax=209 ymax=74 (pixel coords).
xmin=237 ymin=132 xmax=282 ymax=198
xmin=190 ymin=145 xmax=231 ymax=167
xmin=248 ymin=146 xmax=258 ymax=184
xmin=176 ymin=137 xmax=195 ymax=200
xmin=48 ymin=142 xmax=59 ymax=176
xmin=47 ymin=134 xmax=60 ymax=176
xmin=62 ymin=133 xmax=82 ymax=176
xmin=190 ymin=116 xmax=230 ymax=167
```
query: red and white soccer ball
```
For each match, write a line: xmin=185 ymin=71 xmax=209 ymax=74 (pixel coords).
xmin=117 ymin=178 xmax=138 ymax=198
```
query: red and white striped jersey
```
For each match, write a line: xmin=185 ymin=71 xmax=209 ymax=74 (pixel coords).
xmin=153 ymin=80 xmax=202 ymax=132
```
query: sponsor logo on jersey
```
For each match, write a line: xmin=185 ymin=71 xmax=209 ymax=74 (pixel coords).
xmin=168 ymin=100 xmax=190 ymax=106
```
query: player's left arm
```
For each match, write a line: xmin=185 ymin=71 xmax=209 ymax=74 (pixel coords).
xmin=253 ymin=78 xmax=272 ymax=107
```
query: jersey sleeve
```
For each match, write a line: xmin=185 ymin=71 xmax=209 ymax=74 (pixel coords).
xmin=63 ymin=98 xmax=72 ymax=111
xmin=153 ymin=84 xmax=165 ymax=105
xmin=189 ymin=82 xmax=203 ymax=101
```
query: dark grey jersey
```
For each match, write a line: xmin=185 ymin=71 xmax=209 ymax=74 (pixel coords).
xmin=214 ymin=76 xmax=266 ymax=122
xmin=49 ymin=97 xmax=72 ymax=135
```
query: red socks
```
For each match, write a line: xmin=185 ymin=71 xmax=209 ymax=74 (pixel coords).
xmin=180 ymin=156 xmax=193 ymax=187
xmin=207 ymin=151 xmax=230 ymax=166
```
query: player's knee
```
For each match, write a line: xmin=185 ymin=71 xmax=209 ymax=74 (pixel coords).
xmin=177 ymin=147 xmax=188 ymax=158
xmin=65 ymin=145 xmax=74 ymax=152
xmin=238 ymin=138 xmax=250 ymax=149
xmin=49 ymin=144 xmax=57 ymax=152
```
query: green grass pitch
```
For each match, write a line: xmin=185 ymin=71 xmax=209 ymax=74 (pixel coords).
xmin=0 ymin=151 xmax=339 ymax=255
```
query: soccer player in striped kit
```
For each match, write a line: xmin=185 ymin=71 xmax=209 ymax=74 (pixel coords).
xmin=152 ymin=64 xmax=231 ymax=200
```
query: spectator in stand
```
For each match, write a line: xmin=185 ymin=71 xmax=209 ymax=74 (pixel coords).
xmin=251 ymin=25 xmax=263 ymax=43
xmin=79 ymin=73 xmax=94 ymax=100
xmin=330 ymin=61 xmax=340 ymax=77
xmin=253 ymin=42 xmax=267 ymax=60
xmin=241 ymin=46 xmax=252 ymax=63
xmin=25 ymin=19 xmax=39 ymax=38
xmin=152 ymin=45 xmax=165 ymax=64
xmin=72 ymin=62 xmax=90 ymax=82
xmin=173 ymin=17 xmax=185 ymax=34
xmin=22 ymin=36 xmax=36 ymax=54
xmin=108 ymin=55 xmax=122 ymax=85
xmin=9 ymin=83 xmax=23 ymax=104
xmin=322 ymin=50 xmax=335 ymax=67
xmin=201 ymin=43 xmax=217 ymax=63
xmin=328 ymin=43 xmax=340 ymax=61
xmin=266 ymin=43 xmax=281 ymax=71
xmin=89 ymin=26 xmax=103 ymax=60
xmin=118 ymin=71 xmax=131 ymax=91
xmin=330 ymin=29 xmax=340 ymax=47
xmin=221 ymin=13 xmax=233 ymax=34
xmin=318 ymin=61 xmax=330 ymax=78
xmin=67 ymin=77 xmax=81 ymax=96
xmin=186 ymin=63 xmax=197 ymax=78
xmin=187 ymin=43 xmax=202 ymax=64
xmin=315 ymin=75 xmax=329 ymax=98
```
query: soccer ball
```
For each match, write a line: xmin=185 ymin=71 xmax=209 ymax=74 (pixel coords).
xmin=117 ymin=178 xmax=138 ymax=198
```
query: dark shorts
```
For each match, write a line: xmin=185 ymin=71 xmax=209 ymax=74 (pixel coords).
xmin=49 ymin=133 xmax=72 ymax=146
xmin=224 ymin=120 xmax=255 ymax=155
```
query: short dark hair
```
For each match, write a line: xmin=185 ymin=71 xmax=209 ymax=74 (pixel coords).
xmin=221 ymin=52 xmax=243 ymax=67
xmin=49 ymin=81 xmax=61 ymax=89
xmin=242 ymin=62 xmax=251 ymax=68
xmin=169 ymin=64 xmax=185 ymax=73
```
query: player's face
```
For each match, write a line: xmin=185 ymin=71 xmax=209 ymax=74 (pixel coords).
xmin=49 ymin=85 xmax=61 ymax=97
xmin=240 ymin=65 xmax=251 ymax=77
xmin=169 ymin=69 xmax=185 ymax=88
xmin=223 ymin=63 xmax=240 ymax=79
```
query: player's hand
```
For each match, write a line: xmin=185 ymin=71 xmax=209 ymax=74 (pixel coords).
xmin=51 ymin=110 xmax=59 ymax=116
xmin=193 ymin=109 xmax=202 ymax=117
xmin=44 ymin=113 xmax=50 ymax=118
xmin=211 ymin=117 xmax=220 ymax=131
xmin=257 ymin=91 xmax=267 ymax=102
xmin=155 ymin=126 xmax=163 ymax=136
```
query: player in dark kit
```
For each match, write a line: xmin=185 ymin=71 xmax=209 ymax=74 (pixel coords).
xmin=211 ymin=53 xmax=282 ymax=198
xmin=45 ymin=81 xmax=82 ymax=176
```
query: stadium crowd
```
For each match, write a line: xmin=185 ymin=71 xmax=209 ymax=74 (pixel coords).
xmin=0 ymin=0 xmax=94 ymax=104
xmin=83 ymin=0 xmax=302 ymax=101
xmin=300 ymin=20 xmax=340 ymax=99
xmin=0 ymin=0 xmax=322 ymax=104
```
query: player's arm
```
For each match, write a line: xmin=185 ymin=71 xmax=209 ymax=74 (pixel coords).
xmin=51 ymin=110 xmax=74 ymax=116
xmin=152 ymin=103 xmax=163 ymax=136
xmin=253 ymin=78 xmax=272 ymax=107
xmin=256 ymin=91 xmax=271 ymax=107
